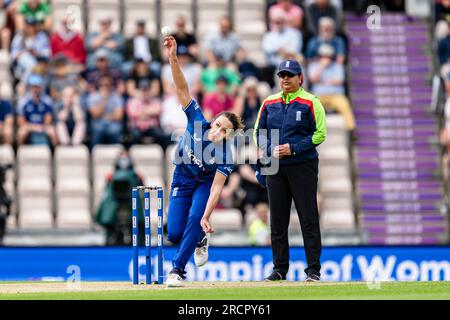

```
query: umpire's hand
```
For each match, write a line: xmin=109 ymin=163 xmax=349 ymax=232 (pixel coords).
xmin=273 ymin=144 xmax=292 ymax=159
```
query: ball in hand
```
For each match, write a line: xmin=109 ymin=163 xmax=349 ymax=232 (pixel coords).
xmin=161 ymin=26 xmax=172 ymax=37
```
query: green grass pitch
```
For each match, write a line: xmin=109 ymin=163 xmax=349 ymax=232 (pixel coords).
xmin=0 ymin=281 xmax=449 ymax=300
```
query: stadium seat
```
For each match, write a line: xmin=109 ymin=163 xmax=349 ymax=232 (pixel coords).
xmin=129 ymin=144 xmax=165 ymax=188
xmin=55 ymin=146 xmax=91 ymax=229
xmin=196 ymin=0 xmax=229 ymax=38
xmin=123 ymin=0 xmax=158 ymax=37
xmin=210 ymin=208 xmax=242 ymax=231
xmin=92 ymin=144 xmax=124 ymax=210
xmin=17 ymin=146 xmax=53 ymax=229
xmin=321 ymin=209 xmax=355 ymax=230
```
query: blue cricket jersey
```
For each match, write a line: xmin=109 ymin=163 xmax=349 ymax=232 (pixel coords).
xmin=173 ymin=99 xmax=234 ymax=182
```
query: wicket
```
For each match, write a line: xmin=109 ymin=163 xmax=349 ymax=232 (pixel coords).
xmin=132 ymin=186 xmax=164 ymax=285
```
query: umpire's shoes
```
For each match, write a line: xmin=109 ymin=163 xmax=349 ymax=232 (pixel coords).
xmin=166 ymin=268 xmax=186 ymax=288
xmin=264 ymin=271 xmax=286 ymax=281
xmin=194 ymin=233 xmax=210 ymax=267
xmin=305 ymin=273 xmax=320 ymax=282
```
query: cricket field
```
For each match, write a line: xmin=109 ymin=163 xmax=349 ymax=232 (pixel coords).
xmin=0 ymin=281 xmax=448 ymax=300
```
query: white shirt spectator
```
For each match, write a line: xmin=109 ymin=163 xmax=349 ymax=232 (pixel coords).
xmin=133 ymin=35 xmax=152 ymax=62
xmin=262 ymin=27 xmax=303 ymax=67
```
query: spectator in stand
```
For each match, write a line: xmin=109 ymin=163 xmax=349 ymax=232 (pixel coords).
xmin=0 ymin=0 xmax=17 ymax=50
xmin=262 ymin=10 xmax=303 ymax=69
xmin=232 ymin=77 xmax=261 ymax=131
xmin=126 ymin=57 xmax=160 ymax=99
xmin=10 ymin=15 xmax=50 ymax=79
xmin=87 ymin=75 xmax=124 ymax=148
xmin=269 ymin=0 xmax=304 ymax=30
xmin=200 ymin=52 xmax=241 ymax=95
xmin=161 ymin=44 xmax=201 ymax=99
xmin=123 ymin=20 xmax=161 ymax=76
xmin=17 ymin=74 xmax=57 ymax=146
xmin=439 ymin=22 xmax=450 ymax=77
xmin=16 ymin=55 xmax=50 ymax=98
xmin=203 ymin=16 xmax=243 ymax=65
xmin=49 ymin=54 xmax=85 ymax=108
xmin=86 ymin=49 xmax=124 ymax=94
xmin=248 ymin=203 xmax=270 ymax=246
xmin=0 ymin=95 xmax=13 ymax=145
xmin=50 ymin=16 xmax=86 ymax=71
xmin=203 ymin=75 xmax=235 ymax=121
xmin=16 ymin=0 xmax=52 ymax=32
xmin=305 ymin=0 xmax=342 ymax=35
xmin=306 ymin=17 xmax=346 ymax=64
xmin=127 ymin=80 xmax=172 ymax=150
xmin=307 ymin=44 xmax=355 ymax=132
xmin=56 ymin=86 xmax=86 ymax=146
xmin=85 ymin=17 xmax=125 ymax=70
xmin=436 ymin=0 xmax=450 ymax=24
xmin=171 ymin=15 xmax=199 ymax=60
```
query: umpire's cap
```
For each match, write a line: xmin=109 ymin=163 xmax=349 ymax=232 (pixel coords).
xmin=277 ymin=60 xmax=302 ymax=76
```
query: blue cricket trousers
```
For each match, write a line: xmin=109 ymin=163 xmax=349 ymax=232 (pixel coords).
xmin=167 ymin=167 xmax=212 ymax=272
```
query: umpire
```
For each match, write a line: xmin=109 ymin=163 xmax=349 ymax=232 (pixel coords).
xmin=253 ymin=60 xmax=327 ymax=282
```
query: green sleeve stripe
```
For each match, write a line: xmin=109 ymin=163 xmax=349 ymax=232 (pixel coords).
xmin=312 ymin=98 xmax=327 ymax=145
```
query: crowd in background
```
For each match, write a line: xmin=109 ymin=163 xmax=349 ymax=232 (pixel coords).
xmin=0 ymin=0 xmax=354 ymax=245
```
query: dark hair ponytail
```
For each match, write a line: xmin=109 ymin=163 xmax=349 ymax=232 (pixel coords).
xmin=218 ymin=112 xmax=245 ymax=131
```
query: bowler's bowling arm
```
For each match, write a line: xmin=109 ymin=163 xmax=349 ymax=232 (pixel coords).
xmin=168 ymin=45 xmax=191 ymax=109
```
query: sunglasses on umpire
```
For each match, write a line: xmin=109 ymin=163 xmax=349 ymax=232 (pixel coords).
xmin=278 ymin=72 xmax=296 ymax=79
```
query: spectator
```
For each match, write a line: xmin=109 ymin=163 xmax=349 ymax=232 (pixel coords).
xmin=16 ymin=55 xmax=50 ymax=98
xmin=85 ymin=17 xmax=125 ymax=70
xmin=307 ymin=44 xmax=355 ymax=131
xmin=439 ymin=22 xmax=450 ymax=76
xmin=50 ymin=15 xmax=86 ymax=70
xmin=232 ymin=77 xmax=261 ymax=131
xmin=0 ymin=0 xmax=17 ymax=50
xmin=0 ymin=95 xmax=13 ymax=145
xmin=306 ymin=17 xmax=346 ymax=64
xmin=86 ymin=49 xmax=124 ymax=94
xmin=127 ymin=80 xmax=172 ymax=150
xmin=248 ymin=203 xmax=270 ymax=246
xmin=161 ymin=44 xmax=201 ymax=99
xmin=49 ymin=54 xmax=84 ymax=107
xmin=171 ymin=15 xmax=199 ymax=60
xmin=10 ymin=15 xmax=50 ymax=79
xmin=87 ymin=75 xmax=124 ymax=148
xmin=17 ymin=74 xmax=57 ymax=146
xmin=56 ymin=86 xmax=86 ymax=146
xmin=200 ymin=53 xmax=241 ymax=95
xmin=203 ymin=16 xmax=243 ymax=65
xmin=262 ymin=10 xmax=303 ymax=68
xmin=123 ymin=20 xmax=161 ymax=76
xmin=436 ymin=0 xmax=450 ymax=24
xmin=306 ymin=0 xmax=342 ymax=35
xmin=203 ymin=76 xmax=235 ymax=121
xmin=16 ymin=0 xmax=52 ymax=32
xmin=126 ymin=58 xmax=160 ymax=98
xmin=269 ymin=0 xmax=304 ymax=30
